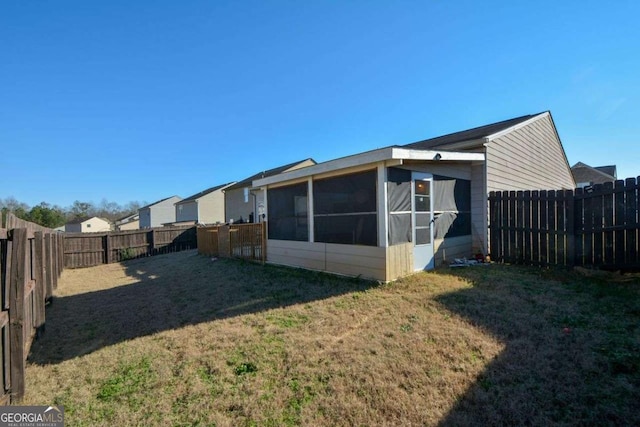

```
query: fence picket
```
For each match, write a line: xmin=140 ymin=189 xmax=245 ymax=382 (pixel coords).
xmin=539 ymin=190 xmax=548 ymax=266
xmin=197 ymin=223 xmax=265 ymax=263
xmin=574 ymin=188 xmax=584 ymax=266
xmin=488 ymin=177 xmax=640 ymax=270
xmin=531 ymin=190 xmax=540 ymax=266
xmin=63 ymin=226 xmax=197 ymax=268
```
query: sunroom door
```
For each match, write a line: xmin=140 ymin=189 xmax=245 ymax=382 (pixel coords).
xmin=412 ymin=173 xmax=434 ymax=271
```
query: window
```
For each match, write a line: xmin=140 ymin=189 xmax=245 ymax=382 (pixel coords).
xmin=267 ymin=182 xmax=308 ymax=241
xmin=244 ymin=188 xmax=249 ymax=203
xmin=387 ymin=167 xmax=412 ymax=245
xmin=313 ymin=170 xmax=377 ymax=246
xmin=414 ymin=180 xmax=431 ymax=245
xmin=433 ymin=176 xmax=471 ymax=239
xmin=86 ymin=223 xmax=91 ymax=228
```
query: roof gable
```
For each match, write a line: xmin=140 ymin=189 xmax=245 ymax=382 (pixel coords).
xmin=179 ymin=182 xmax=235 ymax=203
xmin=571 ymin=162 xmax=617 ymax=183
xmin=403 ymin=113 xmax=544 ymax=150
xmin=139 ymin=196 xmax=181 ymax=210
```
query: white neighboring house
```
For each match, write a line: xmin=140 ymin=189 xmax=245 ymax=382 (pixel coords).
xmin=65 ymin=216 xmax=112 ymax=233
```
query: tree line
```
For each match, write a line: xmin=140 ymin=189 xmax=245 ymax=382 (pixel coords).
xmin=1 ymin=197 xmax=147 ymax=229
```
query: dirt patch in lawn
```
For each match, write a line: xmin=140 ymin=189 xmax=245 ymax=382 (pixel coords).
xmin=22 ymin=251 xmax=640 ymax=426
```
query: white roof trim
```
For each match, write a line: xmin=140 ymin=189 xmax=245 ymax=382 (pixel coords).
xmin=253 ymin=147 xmax=484 ymax=187
xmin=484 ymin=111 xmax=549 ymax=142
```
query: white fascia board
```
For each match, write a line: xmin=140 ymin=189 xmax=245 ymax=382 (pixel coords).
xmin=253 ymin=147 xmax=396 ymax=187
xmin=253 ymin=146 xmax=484 ymax=187
xmin=484 ymin=112 xmax=549 ymax=143
xmin=391 ymin=147 xmax=485 ymax=162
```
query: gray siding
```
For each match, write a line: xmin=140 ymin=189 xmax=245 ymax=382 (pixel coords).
xmin=176 ymin=201 xmax=198 ymax=222
xmin=226 ymin=187 xmax=266 ymax=223
xmin=470 ymin=162 xmax=487 ymax=253
xmin=225 ymin=187 xmax=250 ymax=223
xmin=65 ymin=223 xmax=82 ymax=233
xmin=140 ymin=196 xmax=181 ymax=228
xmin=481 ymin=114 xmax=575 ymax=255
xmin=486 ymin=115 xmax=575 ymax=192
xmin=139 ymin=208 xmax=152 ymax=229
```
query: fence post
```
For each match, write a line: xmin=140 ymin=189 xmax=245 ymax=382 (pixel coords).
xmin=33 ymin=232 xmax=46 ymax=332
xmin=262 ymin=222 xmax=267 ymax=264
xmin=8 ymin=228 xmax=27 ymax=401
xmin=150 ymin=229 xmax=156 ymax=255
xmin=488 ymin=192 xmax=498 ymax=262
xmin=105 ymin=234 xmax=112 ymax=264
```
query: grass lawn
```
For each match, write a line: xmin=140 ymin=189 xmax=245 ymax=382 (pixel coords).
xmin=23 ymin=250 xmax=640 ymax=426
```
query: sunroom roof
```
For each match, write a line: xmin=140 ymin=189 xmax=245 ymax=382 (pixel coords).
xmin=253 ymin=146 xmax=484 ymax=187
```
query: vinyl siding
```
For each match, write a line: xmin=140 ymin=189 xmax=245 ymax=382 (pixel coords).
xmin=82 ymin=217 xmax=111 ymax=232
xmin=117 ymin=220 xmax=139 ymax=231
xmin=486 ymin=115 xmax=575 ymax=192
xmin=225 ymin=188 xmax=247 ymax=223
xmin=434 ymin=235 xmax=473 ymax=266
xmin=267 ymin=240 xmax=387 ymax=281
xmin=65 ymin=223 xmax=82 ymax=233
xmin=176 ymin=201 xmax=198 ymax=222
xmin=147 ymin=196 xmax=181 ymax=227
xmin=197 ymin=191 xmax=226 ymax=224
xmin=138 ymin=208 xmax=152 ymax=229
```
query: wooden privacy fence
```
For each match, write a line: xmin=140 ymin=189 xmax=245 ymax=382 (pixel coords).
xmin=64 ymin=226 xmax=197 ymax=268
xmin=197 ymin=223 xmax=266 ymax=263
xmin=489 ymin=177 xmax=640 ymax=269
xmin=1 ymin=214 xmax=63 ymax=403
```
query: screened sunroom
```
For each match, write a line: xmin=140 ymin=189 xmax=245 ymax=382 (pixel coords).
xmin=253 ymin=147 xmax=485 ymax=281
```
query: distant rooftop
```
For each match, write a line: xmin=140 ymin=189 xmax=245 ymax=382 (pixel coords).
xmin=179 ymin=183 xmax=235 ymax=203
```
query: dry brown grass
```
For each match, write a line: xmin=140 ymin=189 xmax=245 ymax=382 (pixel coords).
xmin=22 ymin=250 xmax=640 ymax=426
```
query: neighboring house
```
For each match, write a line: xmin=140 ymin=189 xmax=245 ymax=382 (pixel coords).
xmin=224 ymin=159 xmax=316 ymax=224
xmin=571 ymin=162 xmax=617 ymax=188
xmin=114 ymin=212 xmax=140 ymax=231
xmin=253 ymin=111 xmax=575 ymax=282
xmin=65 ymin=216 xmax=112 ymax=233
xmin=139 ymin=196 xmax=182 ymax=228
xmin=174 ymin=183 xmax=235 ymax=225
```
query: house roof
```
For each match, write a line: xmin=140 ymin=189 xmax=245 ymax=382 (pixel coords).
xmin=139 ymin=196 xmax=181 ymax=210
xmin=403 ymin=113 xmax=545 ymax=150
xmin=571 ymin=162 xmax=617 ymax=184
xmin=115 ymin=212 xmax=139 ymax=223
xmin=224 ymin=159 xmax=316 ymax=191
xmin=178 ymin=182 xmax=235 ymax=203
xmin=594 ymin=165 xmax=617 ymax=178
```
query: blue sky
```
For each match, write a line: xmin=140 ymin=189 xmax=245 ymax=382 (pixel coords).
xmin=2 ymin=1 xmax=639 ymax=208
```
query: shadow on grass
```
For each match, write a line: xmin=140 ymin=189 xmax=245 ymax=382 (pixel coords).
xmin=28 ymin=250 xmax=375 ymax=365
xmin=434 ymin=265 xmax=640 ymax=426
